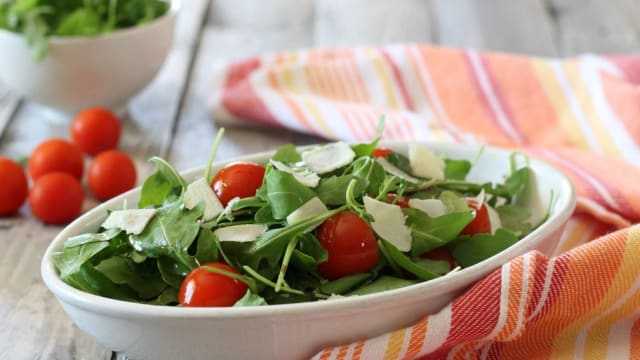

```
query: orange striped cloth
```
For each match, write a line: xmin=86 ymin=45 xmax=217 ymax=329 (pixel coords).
xmin=209 ymin=45 xmax=640 ymax=359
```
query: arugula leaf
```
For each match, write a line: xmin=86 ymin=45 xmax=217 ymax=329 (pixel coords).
xmin=195 ymin=228 xmax=218 ymax=264
xmin=53 ymin=241 xmax=110 ymax=279
xmin=403 ymin=208 xmax=473 ymax=256
xmin=156 ymin=255 xmax=190 ymax=289
xmin=146 ymin=287 xmax=179 ymax=305
xmin=495 ymin=204 xmax=533 ymax=237
xmin=62 ymin=262 xmax=138 ymax=301
xmin=139 ymin=157 xmax=187 ymax=208
xmin=319 ymin=273 xmax=370 ymax=295
xmin=63 ymin=228 xmax=121 ymax=248
xmin=385 ymin=152 xmax=412 ymax=174
xmin=272 ymin=144 xmax=302 ymax=163
xmin=234 ymin=290 xmax=268 ymax=307
xmin=351 ymin=157 xmax=386 ymax=195
xmin=264 ymin=170 xmax=316 ymax=220
xmin=95 ymin=256 xmax=167 ymax=299
xmin=444 ymin=159 xmax=472 ymax=180
xmin=315 ymin=175 xmax=364 ymax=206
xmin=129 ymin=200 xmax=203 ymax=270
xmin=378 ymin=240 xmax=439 ymax=281
xmin=348 ymin=276 xmax=417 ymax=296
xmin=412 ymin=258 xmax=451 ymax=275
xmin=450 ymin=228 xmax=519 ymax=267
xmin=55 ymin=8 xmax=101 ymax=36
xmin=351 ymin=116 xmax=384 ymax=157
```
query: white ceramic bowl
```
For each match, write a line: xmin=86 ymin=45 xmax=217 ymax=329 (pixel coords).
xmin=41 ymin=142 xmax=576 ymax=360
xmin=0 ymin=0 xmax=180 ymax=119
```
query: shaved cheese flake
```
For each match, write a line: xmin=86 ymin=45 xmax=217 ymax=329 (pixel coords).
xmin=363 ymin=196 xmax=412 ymax=252
xmin=102 ymin=209 xmax=157 ymax=235
xmin=184 ymin=178 xmax=224 ymax=221
xmin=408 ymin=198 xmax=447 ymax=218
xmin=375 ymin=158 xmax=420 ymax=184
xmin=286 ymin=197 xmax=328 ymax=231
xmin=270 ymin=160 xmax=320 ymax=187
xmin=301 ymin=142 xmax=355 ymax=174
xmin=214 ymin=224 xmax=268 ymax=243
xmin=409 ymin=144 xmax=445 ymax=180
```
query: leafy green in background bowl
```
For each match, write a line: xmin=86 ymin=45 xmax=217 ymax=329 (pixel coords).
xmin=0 ymin=0 xmax=170 ymax=61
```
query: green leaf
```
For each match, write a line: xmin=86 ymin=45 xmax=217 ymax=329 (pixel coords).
xmin=351 ymin=116 xmax=384 ymax=157
xmin=53 ymin=241 xmax=111 ymax=279
xmin=316 ymin=175 xmax=362 ymax=206
xmin=129 ymin=200 xmax=203 ymax=270
xmin=319 ymin=273 xmax=370 ymax=295
xmin=63 ymin=262 xmax=137 ymax=301
xmin=146 ymin=287 xmax=179 ymax=305
xmin=495 ymin=204 xmax=533 ymax=237
xmin=55 ymin=8 xmax=101 ymax=36
xmin=63 ymin=228 xmax=122 ymax=248
xmin=351 ymin=157 xmax=386 ymax=195
xmin=157 ymin=256 xmax=189 ymax=289
xmin=139 ymin=157 xmax=187 ymax=208
xmin=412 ymin=257 xmax=451 ymax=275
xmin=272 ymin=144 xmax=302 ymax=163
xmin=94 ymin=256 xmax=167 ymax=299
xmin=379 ymin=240 xmax=439 ymax=281
xmin=444 ymin=159 xmax=472 ymax=180
xmin=195 ymin=228 xmax=218 ymax=264
xmin=385 ymin=152 xmax=412 ymax=174
xmin=348 ymin=275 xmax=416 ymax=296
xmin=450 ymin=228 xmax=519 ymax=267
xmin=234 ymin=290 xmax=268 ymax=307
xmin=264 ymin=170 xmax=316 ymax=220
xmin=439 ymin=191 xmax=470 ymax=213
xmin=403 ymin=208 xmax=473 ymax=256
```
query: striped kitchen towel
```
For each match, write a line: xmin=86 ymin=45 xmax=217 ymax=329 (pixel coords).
xmin=210 ymin=45 xmax=640 ymax=359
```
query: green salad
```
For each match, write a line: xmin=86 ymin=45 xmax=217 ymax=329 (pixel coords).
xmin=52 ymin=129 xmax=546 ymax=307
xmin=0 ymin=0 xmax=170 ymax=61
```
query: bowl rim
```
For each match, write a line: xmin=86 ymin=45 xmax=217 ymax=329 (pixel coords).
xmin=0 ymin=0 xmax=180 ymax=44
xmin=41 ymin=141 xmax=576 ymax=319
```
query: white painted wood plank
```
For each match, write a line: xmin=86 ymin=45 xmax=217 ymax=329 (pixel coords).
xmin=433 ymin=0 xmax=558 ymax=56
xmin=168 ymin=13 xmax=321 ymax=171
xmin=314 ymin=0 xmax=434 ymax=46
xmin=549 ymin=0 xmax=640 ymax=55
xmin=0 ymin=2 xmax=210 ymax=359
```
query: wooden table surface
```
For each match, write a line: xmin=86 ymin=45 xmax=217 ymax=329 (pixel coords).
xmin=1 ymin=1 xmax=638 ymax=359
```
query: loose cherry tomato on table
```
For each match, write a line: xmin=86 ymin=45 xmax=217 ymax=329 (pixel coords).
xmin=210 ymin=162 xmax=265 ymax=206
xmin=317 ymin=211 xmax=379 ymax=280
xmin=0 ymin=158 xmax=28 ymax=216
xmin=29 ymin=172 xmax=84 ymax=224
xmin=28 ymin=139 xmax=84 ymax=180
xmin=372 ymin=147 xmax=393 ymax=158
xmin=179 ymin=262 xmax=248 ymax=307
xmin=460 ymin=198 xmax=491 ymax=235
xmin=88 ymin=150 xmax=137 ymax=201
xmin=71 ymin=107 xmax=122 ymax=156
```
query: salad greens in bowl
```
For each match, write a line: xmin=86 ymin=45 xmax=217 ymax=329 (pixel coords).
xmin=0 ymin=0 xmax=179 ymax=118
xmin=41 ymin=137 xmax=576 ymax=360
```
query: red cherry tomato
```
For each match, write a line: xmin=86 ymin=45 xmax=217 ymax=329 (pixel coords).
xmin=71 ymin=107 xmax=122 ymax=156
xmin=372 ymin=147 xmax=393 ymax=158
xmin=460 ymin=199 xmax=491 ymax=235
xmin=317 ymin=211 xmax=379 ymax=280
xmin=422 ymin=247 xmax=457 ymax=269
xmin=385 ymin=193 xmax=410 ymax=208
xmin=0 ymin=158 xmax=28 ymax=216
xmin=179 ymin=262 xmax=248 ymax=307
xmin=29 ymin=172 xmax=84 ymax=224
xmin=211 ymin=162 xmax=265 ymax=206
xmin=28 ymin=139 xmax=84 ymax=180
xmin=88 ymin=150 xmax=137 ymax=201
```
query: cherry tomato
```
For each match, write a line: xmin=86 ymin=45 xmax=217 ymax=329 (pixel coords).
xmin=0 ymin=158 xmax=28 ymax=216
xmin=422 ymin=247 xmax=457 ymax=269
xmin=211 ymin=162 xmax=265 ymax=206
xmin=460 ymin=199 xmax=491 ymax=235
xmin=372 ymin=147 xmax=393 ymax=158
xmin=317 ymin=211 xmax=379 ymax=280
xmin=179 ymin=262 xmax=248 ymax=307
xmin=385 ymin=193 xmax=410 ymax=208
xmin=71 ymin=107 xmax=122 ymax=156
xmin=29 ymin=172 xmax=84 ymax=224
xmin=28 ymin=139 xmax=84 ymax=180
xmin=88 ymin=150 xmax=137 ymax=201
